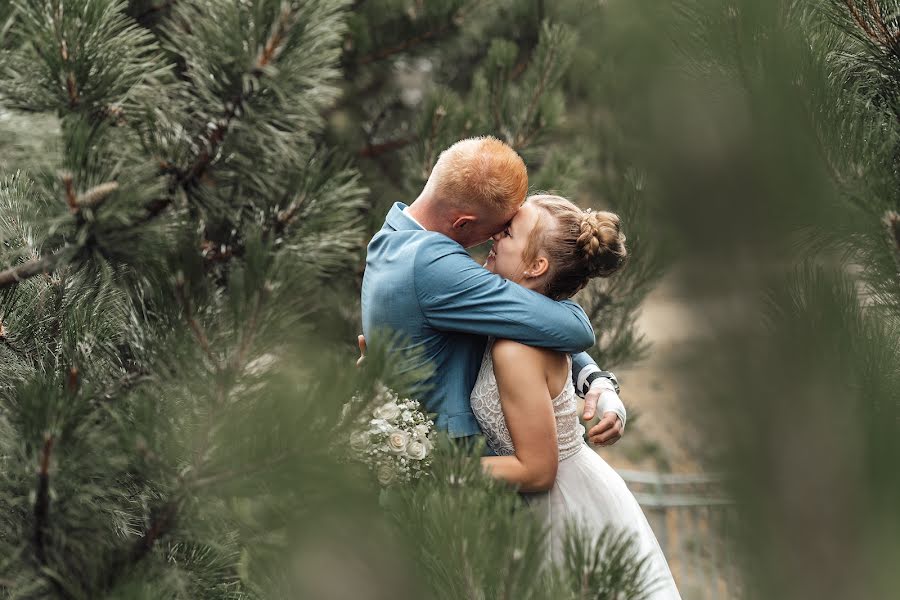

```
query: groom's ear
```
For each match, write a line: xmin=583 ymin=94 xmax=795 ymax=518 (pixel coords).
xmin=451 ymin=215 xmax=477 ymax=230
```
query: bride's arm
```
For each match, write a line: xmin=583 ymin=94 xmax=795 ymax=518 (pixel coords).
xmin=480 ymin=340 xmax=559 ymax=492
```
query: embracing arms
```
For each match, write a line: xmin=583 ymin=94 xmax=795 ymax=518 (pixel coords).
xmin=415 ymin=242 xmax=626 ymax=443
xmin=414 ymin=243 xmax=595 ymax=352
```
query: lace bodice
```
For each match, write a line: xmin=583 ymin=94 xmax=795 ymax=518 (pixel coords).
xmin=470 ymin=341 xmax=585 ymax=461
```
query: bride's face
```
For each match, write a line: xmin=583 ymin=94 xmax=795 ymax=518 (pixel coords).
xmin=484 ymin=202 xmax=541 ymax=282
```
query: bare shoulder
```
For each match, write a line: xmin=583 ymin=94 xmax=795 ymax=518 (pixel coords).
xmin=492 ymin=340 xmax=568 ymax=398
xmin=492 ymin=339 xmax=540 ymax=360
xmin=491 ymin=339 xmax=554 ymax=373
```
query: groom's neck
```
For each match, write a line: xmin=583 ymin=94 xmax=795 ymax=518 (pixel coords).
xmin=407 ymin=196 xmax=447 ymax=235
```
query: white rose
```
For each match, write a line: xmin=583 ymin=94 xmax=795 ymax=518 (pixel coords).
xmin=376 ymin=463 xmax=397 ymax=485
xmin=406 ymin=440 xmax=428 ymax=460
xmin=373 ymin=402 xmax=401 ymax=421
xmin=349 ymin=430 xmax=369 ymax=453
xmin=387 ymin=430 xmax=409 ymax=454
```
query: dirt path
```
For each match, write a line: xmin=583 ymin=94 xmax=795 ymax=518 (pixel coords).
xmin=593 ymin=266 xmax=711 ymax=473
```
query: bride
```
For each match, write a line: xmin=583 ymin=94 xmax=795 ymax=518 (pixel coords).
xmin=471 ymin=194 xmax=681 ymax=599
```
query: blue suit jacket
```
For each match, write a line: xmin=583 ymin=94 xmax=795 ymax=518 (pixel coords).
xmin=362 ymin=203 xmax=600 ymax=437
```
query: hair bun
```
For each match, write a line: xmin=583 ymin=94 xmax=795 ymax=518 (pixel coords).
xmin=576 ymin=210 xmax=627 ymax=277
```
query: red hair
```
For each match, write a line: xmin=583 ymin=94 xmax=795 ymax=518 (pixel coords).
xmin=428 ymin=137 xmax=528 ymax=212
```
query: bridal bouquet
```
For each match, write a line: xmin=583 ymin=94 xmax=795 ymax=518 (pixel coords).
xmin=347 ymin=384 xmax=436 ymax=486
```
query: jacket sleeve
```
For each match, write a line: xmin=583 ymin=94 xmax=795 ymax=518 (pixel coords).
xmin=414 ymin=241 xmax=595 ymax=353
xmin=571 ymin=351 xmax=599 ymax=394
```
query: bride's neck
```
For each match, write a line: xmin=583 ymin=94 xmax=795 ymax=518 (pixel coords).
xmin=519 ymin=275 xmax=550 ymax=296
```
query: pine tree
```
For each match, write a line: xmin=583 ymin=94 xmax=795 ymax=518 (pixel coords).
xmin=572 ymin=0 xmax=900 ymax=598
xmin=0 ymin=2 xmax=659 ymax=598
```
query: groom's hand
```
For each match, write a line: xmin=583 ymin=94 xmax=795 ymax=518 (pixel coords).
xmin=583 ymin=382 xmax=625 ymax=446
xmin=588 ymin=412 xmax=623 ymax=446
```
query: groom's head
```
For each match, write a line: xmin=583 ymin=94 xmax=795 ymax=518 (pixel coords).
xmin=417 ymin=136 xmax=527 ymax=248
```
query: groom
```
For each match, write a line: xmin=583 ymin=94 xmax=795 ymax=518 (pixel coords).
xmin=361 ymin=136 xmax=626 ymax=446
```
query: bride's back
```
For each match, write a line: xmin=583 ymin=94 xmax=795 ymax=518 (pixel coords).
xmin=470 ymin=340 xmax=585 ymax=461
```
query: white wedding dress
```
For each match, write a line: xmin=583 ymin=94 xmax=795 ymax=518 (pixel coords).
xmin=470 ymin=342 xmax=681 ymax=599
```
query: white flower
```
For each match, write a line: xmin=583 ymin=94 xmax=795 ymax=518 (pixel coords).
xmin=413 ymin=424 xmax=430 ymax=438
xmin=374 ymin=402 xmax=401 ymax=421
xmin=376 ymin=463 xmax=397 ymax=485
xmin=387 ymin=430 xmax=409 ymax=454
xmin=369 ymin=418 xmax=393 ymax=434
xmin=406 ymin=440 xmax=428 ymax=460
xmin=350 ymin=430 xmax=369 ymax=453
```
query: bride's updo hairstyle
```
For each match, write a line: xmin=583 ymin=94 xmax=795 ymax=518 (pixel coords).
xmin=523 ymin=195 xmax=627 ymax=300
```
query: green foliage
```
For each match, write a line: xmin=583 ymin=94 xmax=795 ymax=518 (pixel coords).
xmin=1 ymin=0 xmax=168 ymax=115
xmin=384 ymin=438 xmax=551 ymax=599
xmin=556 ymin=522 xmax=658 ymax=600
xmin=579 ymin=0 xmax=900 ymax=598
xmin=0 ymin=1 xmax=664 ymax=598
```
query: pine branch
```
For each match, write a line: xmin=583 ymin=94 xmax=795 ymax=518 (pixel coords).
xmin=33 ymin=433 xmax=54 ymax=566
xmin=356 ymin=23 xmax=455 ymax=65
xmin=231 ymin=285 xmax=268 ymax=372
xmin=362 ymin=99 xmax=402 ymax=152
xmin=99 ymin=370 xmax=151 ymax=402
xmin=62 ymin=173 xmax=77 ymax=213
xmin=0 ymin=188 xmax=172 ymax=291
xmin=885 ymin=210 xmax=900 ymax=265
xmin=132 ymin=196 xmax=175 ymax=228
xmin=515 ymin=44 xmax=557 ymax=150
xmin=0 ymin=254 xmax=61 ymax=289
xmin=843 ymin=0 xmax=900 ymax=47
xmin=358 ymin=136 xmax=415 ymax=158
xmin=490 ymin=72 xmax=504 ymax=133
xmin=135 ymin=1 xmax=179 ymax=28
xmin=422 ymin=105 xmax=447 ymax=179
xmin=866 ymin=0 xmax=892 ymax=43
xmin=0 ymin=317 xmax=27 ymax=359
xmin=48 ymin=1 xmax=79 ymax=108
xmin=100 ymin=500 xmax=179 ymax=593
xmin=174 ymin=273 xmax=216 ymax=365
xmin=355 ymin=2 xmax=483 ymax=65
xmin=844 ymin=0 xmax=877 ymax=40
xmin=274 ymin=195 xmax=308 ymax=234
xmin=254 ymin=3 xmax=293 ymax=75
xmin=177 ymin=4 xmax=300 ymax=190
xmin=129 ymin=501 xmax=177 ymax=563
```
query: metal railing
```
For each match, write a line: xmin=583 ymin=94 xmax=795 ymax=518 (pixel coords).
xmin=617 ymin=470 xmax=742 ymax=600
